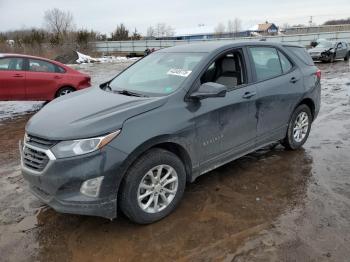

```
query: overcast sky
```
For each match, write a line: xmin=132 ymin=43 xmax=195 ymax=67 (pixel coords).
xmin=0 ymin=0 xmax=349 ymax=35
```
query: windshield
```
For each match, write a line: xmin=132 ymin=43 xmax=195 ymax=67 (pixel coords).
xmin=316 ymin=41 xmax=334 ymax=48
xmin=108 ymin=52 xmax=205 ymax=96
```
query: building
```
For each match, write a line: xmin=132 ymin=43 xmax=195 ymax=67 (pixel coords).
xmin=251 ymin=22 xmax=279 ymax=36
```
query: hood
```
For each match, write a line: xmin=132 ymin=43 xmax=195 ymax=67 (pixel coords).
xmin=26 ymin=87 xmax=167 ymax=140
xmin=308 ymin=47 xmax=333 ymax=53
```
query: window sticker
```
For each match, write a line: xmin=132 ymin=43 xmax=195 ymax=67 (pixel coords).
xmin=167 ymin=68 xmax=192 ymax=77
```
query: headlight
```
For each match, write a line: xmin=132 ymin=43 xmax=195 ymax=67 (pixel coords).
xmin=51 ymin=130 xmax=120 ymax=158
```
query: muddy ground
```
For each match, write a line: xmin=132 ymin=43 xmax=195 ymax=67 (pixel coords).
xmin=0 ymin=60 xmax=349 ymax=262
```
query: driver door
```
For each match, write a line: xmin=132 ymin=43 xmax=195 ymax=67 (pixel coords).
xmin=192 ymin=48 xmax=257 ymax=172
xmin=336 ymin=42 xmax=346 ymax=59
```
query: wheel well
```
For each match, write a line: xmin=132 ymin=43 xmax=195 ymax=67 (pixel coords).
xmin=297 ymin=98 xmax=315 ymax=120
xmin=55 ymin=86 xmax=75 ymax=97
xmin=150 ymin=142 xmax=193 ymax=182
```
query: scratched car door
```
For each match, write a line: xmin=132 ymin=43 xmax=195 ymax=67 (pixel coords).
xmin=193 ymin=49 xmax=257 ymax=168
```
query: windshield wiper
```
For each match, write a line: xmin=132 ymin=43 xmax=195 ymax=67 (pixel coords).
xmin=113 ymin=89 xmax=148 ymax=97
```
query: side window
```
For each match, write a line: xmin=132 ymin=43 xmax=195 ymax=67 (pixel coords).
xmin=56 ymin=65 xmax=66 ymax=73
xmin=0 ymin=57 xmax=24 ymax=71
xmin=28 ymin=59 xmax=56 ymax=73
xmin=200 ymin=50 xmax=246 ymax=89
xmin=249 ymin=47 xmax=282 ymax=81
xmin=278 ymin=51 xmax=293 ymax=73
xmin=285 ymin=46 xmax=314 ymax=65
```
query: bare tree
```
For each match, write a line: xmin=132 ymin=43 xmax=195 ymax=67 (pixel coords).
xmin=154 ymin=23 xmax=174 ymax=38
xmin=227 ymin=20 xmax=234 ymax=33
xmin=214 ymin=22 xmax=225 ymax=37
xmin=282 ymin=23 xmax=290 ymax=29
xmin=146 ymin=26 xmax=155 ymax=38
xmin=233 ymin=18 xmax=242 ymax=33
xmin=111 ymin=23 xmax=129 ymax=41
xmin=131 ymin=28 xmax=142 ymax=40
xmin=44 ymin=8 xmax=74 ymax=41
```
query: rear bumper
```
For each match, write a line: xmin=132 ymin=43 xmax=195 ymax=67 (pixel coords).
xmin=20 ymin=142 xmax=128 ymax=219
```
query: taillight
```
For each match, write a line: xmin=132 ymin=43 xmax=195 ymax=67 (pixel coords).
xmin=316 ymin=69 xmax=321 ymax=79
xmin=80 ymin=76 xmax=91 ymax=87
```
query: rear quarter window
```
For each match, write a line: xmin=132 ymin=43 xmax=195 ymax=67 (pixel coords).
xmin=285 ymin=46 xmax=314 ymax=66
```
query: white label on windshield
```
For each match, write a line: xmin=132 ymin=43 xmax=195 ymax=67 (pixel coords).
xmin=167 ymin=68 xmax=192 ymax=77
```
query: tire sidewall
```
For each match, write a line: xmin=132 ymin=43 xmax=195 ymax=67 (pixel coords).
xmin=120 ymin=149 xmax=186 ymax=224
xmin=57 ymin=87 xmax=74 ymax=97
xmin=286 ymin=105 xmax=312 ymax=150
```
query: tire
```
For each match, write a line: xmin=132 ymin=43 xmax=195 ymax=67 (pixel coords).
xmin=119 ymin=148 xmax=186 ymax=224
xmin=281 ymin=104 xmax=312 ymax=150
xmin=56 ymin=87 xmax=75 ymax=97
xmin=345 ymin=52 xmax=349 ymax=61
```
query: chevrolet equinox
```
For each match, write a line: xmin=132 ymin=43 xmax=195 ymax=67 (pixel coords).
xmin=21 ymin=42 xmax=321 ymax=224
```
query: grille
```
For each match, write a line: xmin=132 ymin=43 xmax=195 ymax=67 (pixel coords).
xmin=22 ymin=146 xmax=49 ymax=171
xmin=26 ymin=134 xmax=56 ymax=149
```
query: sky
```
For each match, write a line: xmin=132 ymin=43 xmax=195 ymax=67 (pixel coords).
xmin=0 ymin=0 xmax=349 ymax=35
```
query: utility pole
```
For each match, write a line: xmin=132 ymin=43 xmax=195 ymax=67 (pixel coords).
xmin=309 ymin=16 xmax=313 ymax=27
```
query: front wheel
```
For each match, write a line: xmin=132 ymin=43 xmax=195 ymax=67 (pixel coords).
xmin=119 ymin=148 xmax=186 ymax=224
xmin=345 ymin=52 xmax=349 ymax=61
xmin=281 ymin=104 xmax=312 ymax=150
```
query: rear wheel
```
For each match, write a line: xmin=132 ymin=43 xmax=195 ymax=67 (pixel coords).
xmin=56 ymin=87 xmax=75 ymax=97
xmin=281 ymin=104 xmax=312 ymax=150
xmin=119 ymin=148 xmax=186 ymax=224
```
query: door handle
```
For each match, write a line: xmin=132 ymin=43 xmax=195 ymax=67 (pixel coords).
xmin=54 ymin=75 xmax=62 ymax=79
xmin=12 ymin=74 xmax=24 ymax=78
xmin=290 ymin=77 xmax=299 ymax=83
xmin=242 ymin=91 xmax=256 ymax=99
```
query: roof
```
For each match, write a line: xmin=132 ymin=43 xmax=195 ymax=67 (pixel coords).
xmin=0 ymin=53 xmax=68 ymax=68
xmin=0 ymin=53 xmax=52 ymax=61
xmin=258 ymin=23 xmax=276 ymax=31
xmin=158 ymin=41 xmax=301 ymax=53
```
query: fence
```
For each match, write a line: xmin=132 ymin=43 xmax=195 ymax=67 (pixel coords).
xmin=91 ymin=30 xmax=350 ymax=54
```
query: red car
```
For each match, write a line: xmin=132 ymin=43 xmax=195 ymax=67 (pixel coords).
xmin=0 ymin=53 xmax=91 ymax=101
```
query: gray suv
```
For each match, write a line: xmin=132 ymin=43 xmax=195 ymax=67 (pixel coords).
xmin=21 ymin=42 xmax=321 ymax=224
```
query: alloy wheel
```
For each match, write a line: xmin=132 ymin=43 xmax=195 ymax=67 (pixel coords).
xmin=293 ymin=111 xmax=309 ymax=143
xmin=137 ymin=164 xmax=178 ymax=213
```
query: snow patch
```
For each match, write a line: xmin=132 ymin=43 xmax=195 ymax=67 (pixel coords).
xmin=0 ymin=101 xmax=44 ymax=121
xmin=76 ymin=52 xmax=139 ymax=64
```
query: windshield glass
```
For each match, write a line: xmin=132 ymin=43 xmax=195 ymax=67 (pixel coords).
xmin=108 ymin=52 xmax=205 ymax=96
xmin=317 ymin=41 xmax=334 ymax=48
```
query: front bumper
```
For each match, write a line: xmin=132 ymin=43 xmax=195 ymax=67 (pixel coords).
xmin=20 ymin=141 xmax=128 ymax=219
xmin=310 ymin=53 xmax=333 ymax=61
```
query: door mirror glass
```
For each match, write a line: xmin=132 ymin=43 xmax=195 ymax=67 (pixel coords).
xmin=190 ymin=82 xmax=227 ymax=100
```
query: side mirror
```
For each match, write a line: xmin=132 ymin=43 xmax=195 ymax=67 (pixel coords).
xmin=190 ymin=82 xmax=227 ymax=100
xmin=100 ymin=81 xmax=111 ymax=90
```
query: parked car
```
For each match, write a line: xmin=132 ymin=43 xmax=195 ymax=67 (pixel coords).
xmin=308 ymin=40 xmax=350 ymax=62
xmin=21 ymin=42 xmax=321 ymax=224
xmin=0 ymin=53 xmax=91 ymax=101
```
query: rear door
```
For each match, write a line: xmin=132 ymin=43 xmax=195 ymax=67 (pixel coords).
xmin=0 ymin=57 xmax=26 ymax=100
xmin=25 ymin=58 xmax=62 ymax=100
xmin=248 ymin=46 xmax=304 ymax=146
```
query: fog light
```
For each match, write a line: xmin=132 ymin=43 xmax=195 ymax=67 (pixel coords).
xmin=80 ymin=176 xmax=104 ymax=197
